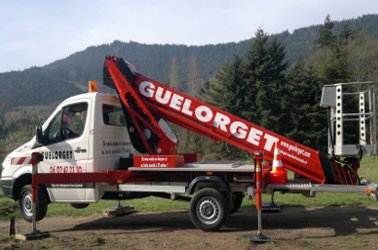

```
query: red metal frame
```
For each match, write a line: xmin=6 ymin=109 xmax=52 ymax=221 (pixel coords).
xmin=33 ymin=170 xmax=133 ymax=187
xmin=104 ymin=57 xmax=177 ymax=155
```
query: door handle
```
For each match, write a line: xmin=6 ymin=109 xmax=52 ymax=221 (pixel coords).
xmin=74 ymin=147 xmax=87 ymax=153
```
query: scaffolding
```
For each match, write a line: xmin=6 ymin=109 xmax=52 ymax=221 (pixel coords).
xmin=321 ymin=82 xmax=378 ymax=157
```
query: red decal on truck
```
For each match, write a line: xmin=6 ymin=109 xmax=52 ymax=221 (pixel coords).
xmin=49 ymin=165 xmax=83 ymax=173
xmin=10 ymin=156 xmax=32 ymax=165
xmin=134 ymin=155 xmax=184 ymax=168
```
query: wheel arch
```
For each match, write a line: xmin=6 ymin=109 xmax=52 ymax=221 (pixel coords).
xmin=13 ymin=174 xmax=32 ymax=200
xmin=187 ymin=176 xmax=231 ymax=198
xmin=13 ymin=174 xmax=50 ymax=203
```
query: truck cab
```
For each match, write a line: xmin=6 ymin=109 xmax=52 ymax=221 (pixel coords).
xmin=1 ymin=90 xmax=135 ymax=221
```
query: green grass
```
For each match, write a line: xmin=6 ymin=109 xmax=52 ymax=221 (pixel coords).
xmin=0 ymin=157 xmax=377 ymax=220
xmin=0 ymin=192 xmax=17 ymax=220
xmin=46 ymin=196 xmax=189 ymax=217
xmin=0 ymin=191 xmax=19 ymax=220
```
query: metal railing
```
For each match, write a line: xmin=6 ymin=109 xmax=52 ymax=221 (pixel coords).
xmin=321 ymin=82 xmax=378 ymax=156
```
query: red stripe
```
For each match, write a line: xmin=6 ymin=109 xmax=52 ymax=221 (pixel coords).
xmin=16 ymin=157 xmax=26 ymax=165
xmin=10 ymin=157 xmax=32 ymax=165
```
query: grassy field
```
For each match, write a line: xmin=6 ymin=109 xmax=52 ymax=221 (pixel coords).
xmin=0 ymin=156 xmax=377 ymax=220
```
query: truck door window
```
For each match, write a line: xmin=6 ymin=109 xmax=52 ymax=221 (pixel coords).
xmin=103 ymin=105 xmax=126 ymax=126
xmin=45 ymin=103 xmax=88 ymax=144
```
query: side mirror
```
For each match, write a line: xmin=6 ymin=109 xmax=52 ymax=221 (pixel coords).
xmin=36 ymin=126 xmax=46 ymax=145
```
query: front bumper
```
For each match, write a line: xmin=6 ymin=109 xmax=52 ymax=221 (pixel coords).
xmin=0 ymin=178 xmax=14 ymax=199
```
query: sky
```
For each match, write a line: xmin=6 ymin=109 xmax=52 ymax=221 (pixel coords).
xmin=0 ymin=0 xmax=377 ymax=73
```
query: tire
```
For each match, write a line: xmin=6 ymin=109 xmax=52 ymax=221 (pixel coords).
xmin=229 ymin=192 xmax=244 ymax=214
xmin=189 ymin=188 xmax=228 ymax=231
xmin=71 ymin=203 xmax=89 ymax=209
xmin=18 ymin=185 xmax=48 ymax=222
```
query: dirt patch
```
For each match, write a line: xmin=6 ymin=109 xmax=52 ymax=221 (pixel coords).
xmin=1 ymin=206 xmax=377 ymax=249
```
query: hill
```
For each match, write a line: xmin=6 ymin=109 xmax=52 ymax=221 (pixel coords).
xmin=1 ymin=14 xmax=378 ymax=113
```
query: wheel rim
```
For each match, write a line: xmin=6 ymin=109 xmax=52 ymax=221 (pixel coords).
xmin=196 ymin=197 xmax=220 ymax=225
xmin=22 ymin=192 xmax=33 ymax=217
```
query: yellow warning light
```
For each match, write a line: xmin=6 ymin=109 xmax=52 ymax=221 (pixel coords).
xmin=116 ymin=179 xmax=124 ymax=184
xmin=365 ymin=188 xmax=375 ymax=194
xmin=89 ymin=80 xmax=98 ymax=93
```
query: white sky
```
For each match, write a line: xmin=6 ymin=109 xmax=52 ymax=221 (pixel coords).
xmin=0 ymin=0 xmax=377 ymax=73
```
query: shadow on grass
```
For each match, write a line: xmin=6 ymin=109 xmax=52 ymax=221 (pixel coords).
xmin=52 ymin=205 xmax=378 ymax=238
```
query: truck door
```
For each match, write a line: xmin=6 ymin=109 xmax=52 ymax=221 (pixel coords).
xmin=37 ymin=102 xmax=90 ymax=202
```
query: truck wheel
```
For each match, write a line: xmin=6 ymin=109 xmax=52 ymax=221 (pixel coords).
xmin=19 ymin=185 xmax=48 ymax=222
xmin=229 ymin=192 xmax=244 ymax=214
xmin=189 ymin=188 xmax=228 ymax=231
xmin=71 ymin=203 xmax=89 ymax=209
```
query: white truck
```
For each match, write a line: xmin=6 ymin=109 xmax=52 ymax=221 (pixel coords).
xmin=0 ymin=79 xmax=254 ymax=231
xmin=1 ymin=56 xmax=377 ymax=231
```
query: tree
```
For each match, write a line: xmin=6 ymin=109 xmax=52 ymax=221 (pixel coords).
xmin=213 ymin=56 xmax=245 ymax=114
xmin=286 ymin=62 xmax=327 ymax=150
xmin=242 ymin=29 xmax=270 ymax=122
xmin=187 ymin=54 xmax=201 ymax=97
xmin=346 ymin=34 xmax=378 ymax=81
xmin=178 ymin=55 xmax=204 ymax=154
xmin=243 ymin=29 xmax=288 ymax=134
xmin=338 ymin=24 xmax=353 ymax=46
xmin=202 ymin=56 xmax=247 ymax=159
xmin=260 ymin=37 xmax=288 ymax=134
xmin=267 ymin=37 xmax=288 ymax=82
xmin=317 ymin=15 xmax=335 ymax=48
xmin=312 ymin=17 xmax=353 ymax=84
xmin=203 ymin=29 xmax=288 ymax=158
xmin=168 ymin=56 xmax=180 ymax=89
xmin=317 ymin=45 xmax=350 ymax=84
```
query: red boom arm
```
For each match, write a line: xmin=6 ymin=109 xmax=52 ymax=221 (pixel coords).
xmin=103 ymin=56 xmax=348 ymax=184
